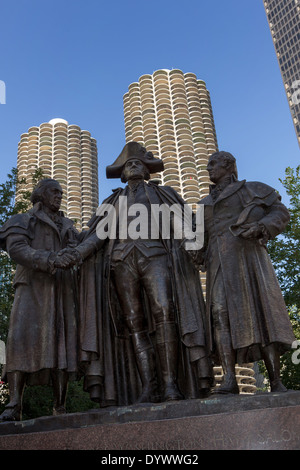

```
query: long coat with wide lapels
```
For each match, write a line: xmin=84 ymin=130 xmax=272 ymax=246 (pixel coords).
xmin=198 ymin=177 xmax=295 ymax=364
xmin=0 ymin=202 xmax=80 ymax=385
xmin=76 ymin=181 xmax=212 ymax=406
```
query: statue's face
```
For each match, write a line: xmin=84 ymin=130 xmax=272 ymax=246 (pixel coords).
xmin=123 ymin=158 xmax=147 ymax=181
xmin=42 ymin=182 xmax=63 ymax=212
xmin=207 ymin=156 xmax=230 ymax=184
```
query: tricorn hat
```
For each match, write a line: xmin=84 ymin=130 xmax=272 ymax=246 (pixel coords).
xmin=106 ymin=141 xmax=164 ymax=179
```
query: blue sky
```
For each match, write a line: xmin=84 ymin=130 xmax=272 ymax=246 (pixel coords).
xmin=0 ymin=0 xmax=299 ymax=205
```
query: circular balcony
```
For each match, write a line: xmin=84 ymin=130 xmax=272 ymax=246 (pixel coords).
xmin=178 ymin=151 xmax=194 ymax=161
xmin=139 ymin=74 xmax=153 ymax=84
xmin=163 ymin=167 xmax=179 ymax=177
xmin=141 ymin=100 xmax=155 ymax=112
xmin=128 ymin=82 xmax=139 ymax=91
xmin=142 ymin=119 xmax=156 ymax=131
xmin=182 ymin=176 xmax=199 ymax=187
xmin=81 ymin=131 xmax=92 ymax=139
xmin=143 ymin=118 xmax=157 ymax=129
xmin=68 ymin=125 xmax=80 ymax=132
xmin=161 ymin=146 xmax=177 ymax=157
xmin=68 ymin=136 xmax=81 ymax=143
xmin=162 ymin=154 xmax=178 ymax=165
xmin=153 ymin=69 xmax=168 ymax=80
xmin=53 ymin=139 xmax=68 ymax=148
xmin=154 ymin=81 xmax=169 ymax=92
xmin=183 ymin=188 xmax=200 ymax=199
xmin=40 ymin=123 xmax=52 ymax=130
xmin=179 ymin=157 xmax=196 ymax=168
xmin=28 ymin=126 xmax=39 ymax=133
xmin=181 ymin=166 xmax=198 ymax=176
xmin=194 ymin=146 xmax=208 ymax=156
xmin=158 ymin=122 xmax=174 ymax=133
xmin=129 ymin=97 xmax=141 ymax=110
xmin=160 ymin=132 xmax=175 ymax=143
xmin=174 ymin=117 xmax=190 ymax=126
xmin=28 ymin=135 xmax=39 ymax=144
xmin=155 ymin=93 xmax=171 ymax=104
xmin=27 ymin=141 xmax=38 ymax=149
xmin=176 ymin=128 xmax=192 ymax=139
xmin=163 ymin=175 xmax=180 ymax=186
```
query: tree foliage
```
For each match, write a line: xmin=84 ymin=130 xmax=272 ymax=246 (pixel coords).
xmin=268 ymin=166 xmax=300 ymax=309
xmin=266 ymin=165 xmax=300 ymax=390
xmin=0 ymin=168 xmax=34 ymax=342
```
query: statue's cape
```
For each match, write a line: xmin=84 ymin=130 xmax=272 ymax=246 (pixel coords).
xmin=0 ymin=203 xmax=74 ymax=251
xmin=77 ymin=182 xmax=212 ymax=406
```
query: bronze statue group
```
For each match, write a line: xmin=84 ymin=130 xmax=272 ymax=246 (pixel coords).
xmin=0 ymin=143 xmax=296 ymax=421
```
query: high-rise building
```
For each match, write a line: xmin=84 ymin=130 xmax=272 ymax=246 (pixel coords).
xmin=123 ymin=69 xmax=256 ymax=394
xmin=123 ymin=69 xmax=219 ymax=207
xmin=263 ymin=0 xmax=300 ymax=146
xmin=16 ymin=118 xmax=99 ymax=229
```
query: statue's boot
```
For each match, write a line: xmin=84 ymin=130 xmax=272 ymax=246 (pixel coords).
xmin=0 ymin=371 xmax=25 ymax=421
xmin=215 ymin=372 xmax=239 ymax=395
xmin=196 ymin=356 xmax=214 ymax=398
xmin=262 ymin=343 xmax=288 ymax=393
xmin=132 ymin=331 xmax=159 ymax=403
xmin=51 ymin=369 xmax=68 ymax=415
xmin=156 ymin=322 xmax=183 ymax=402
xmin=213 ymin=312 xmax=239 ymax=395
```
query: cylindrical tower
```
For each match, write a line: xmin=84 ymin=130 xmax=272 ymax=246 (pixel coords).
xmin=16 ymin=118 xmax=99 ymax=230
xmin=123 ymin=69 xmax=218 ymax=207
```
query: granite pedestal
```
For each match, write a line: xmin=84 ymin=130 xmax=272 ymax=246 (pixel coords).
xmin=0 ymin=391 xmax=300 ymax=450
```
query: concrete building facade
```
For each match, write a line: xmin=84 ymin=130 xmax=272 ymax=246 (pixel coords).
xmin=263 ymin=0 xmax=300 ymax=146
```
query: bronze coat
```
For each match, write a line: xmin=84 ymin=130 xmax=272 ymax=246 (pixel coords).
xmin=76 ymin=182 xmax=212 ymax=405
xmin=0 ymin=203 xmax=80 ymax=384
xmin=198 ymin=179 xmax=295 ymax=363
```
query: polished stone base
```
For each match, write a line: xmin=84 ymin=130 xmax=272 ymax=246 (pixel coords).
xmin=0 ymin=391 xmax=300 ymax=450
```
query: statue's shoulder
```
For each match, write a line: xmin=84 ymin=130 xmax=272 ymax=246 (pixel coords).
xmin=243 ymin=180 xmax=277 ymax=198
xmin=241 ymin=180 xmax=281 ymax=206
xmin=99 ymin=187 xmax=123 ymax=205
xmin=198 ymin=194 xmax=211 ymax=205
xmin=151 ymin=182 xmax=187 ymax=205
xmin=0 ymin=211 xmax=35 ymax=250
xmin=0 ymin=211 xmax=32 ymax=232
xmin=159 ymin=184 xmax=178 ymax=196
xmin=244 ymin=180 xmax=275 ymax=192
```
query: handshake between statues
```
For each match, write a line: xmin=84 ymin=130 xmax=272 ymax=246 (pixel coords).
xmin=52 ymin=247 xmax=82 ymax=269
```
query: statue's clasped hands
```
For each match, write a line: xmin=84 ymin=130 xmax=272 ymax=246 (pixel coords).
xmin=53 ymin=248 xmax=82 ymax=269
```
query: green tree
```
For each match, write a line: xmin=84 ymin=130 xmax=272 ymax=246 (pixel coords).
xmin=266 ymin=165 xmax=300 ymax=390
xmin=0 ymin=168 xmax=34 ymax=342
xmin=268 ymin=166 xmax=300 ymax=309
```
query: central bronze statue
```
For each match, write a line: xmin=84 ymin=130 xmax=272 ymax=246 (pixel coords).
xmin=72 ymin=142 xmax=213 ymax=405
